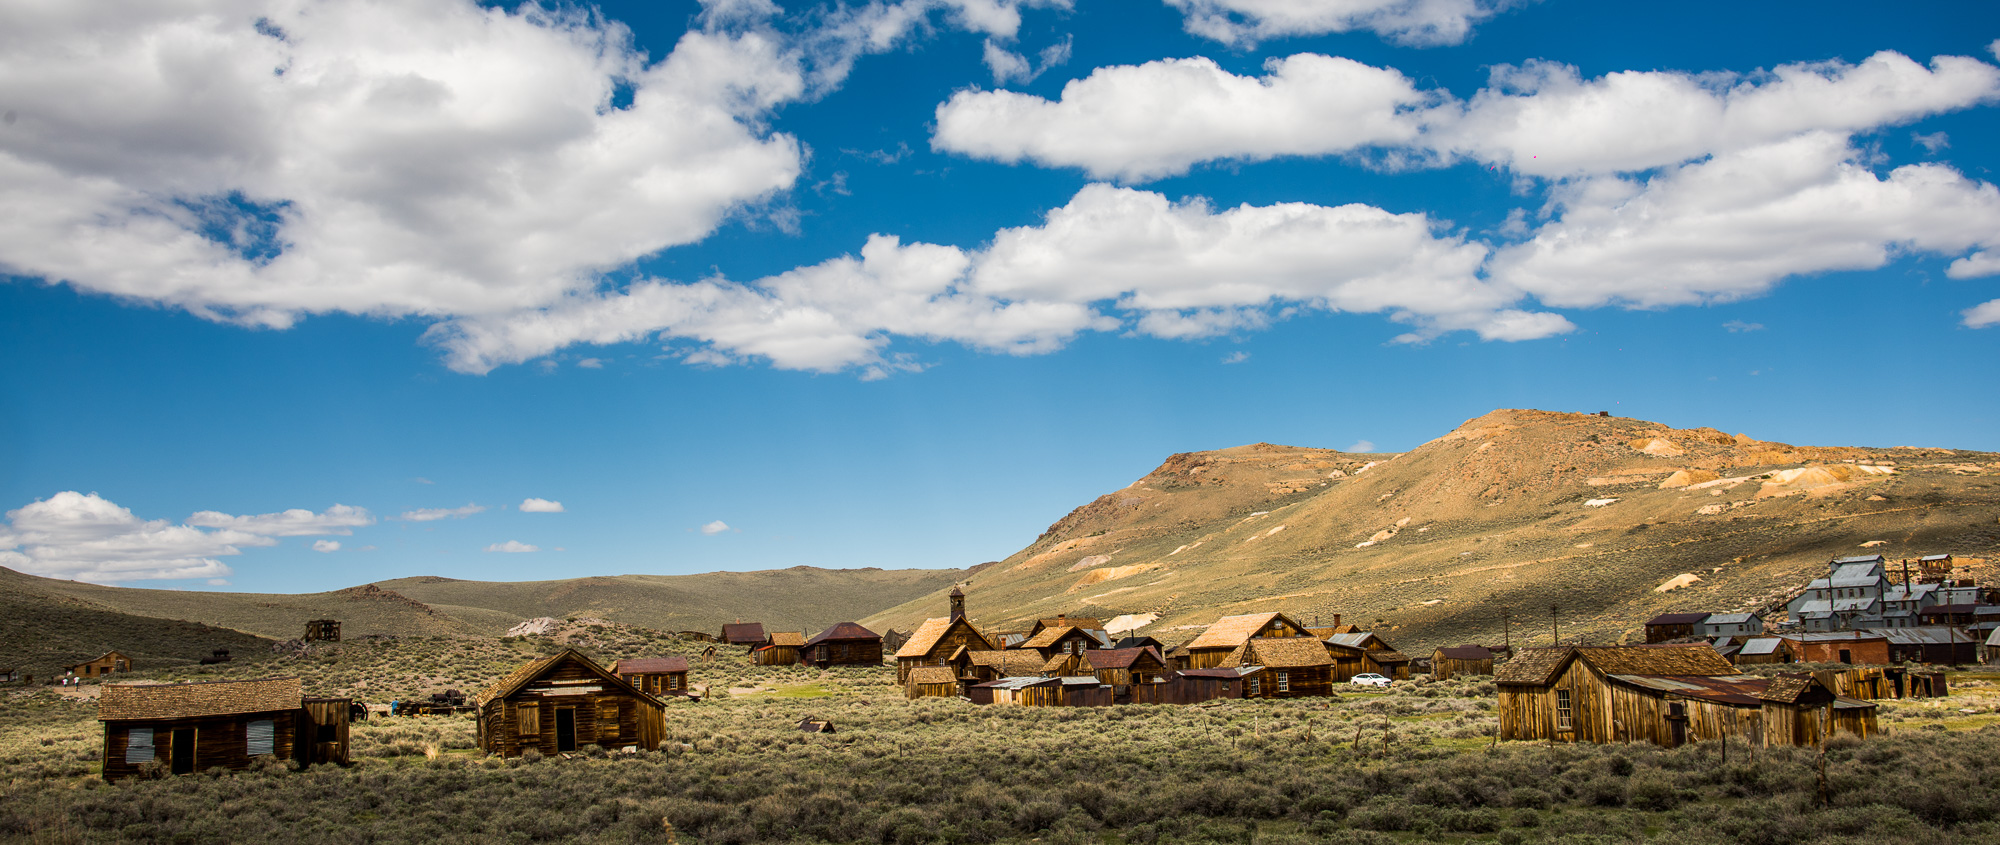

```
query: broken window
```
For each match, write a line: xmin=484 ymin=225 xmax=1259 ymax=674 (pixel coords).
xmin=1557 ymin=689 xmax=1574 ymax=730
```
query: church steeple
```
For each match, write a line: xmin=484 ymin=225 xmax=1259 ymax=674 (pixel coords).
xmin=949 ymin=585 xmax=965 ymax=621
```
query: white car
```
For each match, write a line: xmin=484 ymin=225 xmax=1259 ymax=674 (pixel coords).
xmin=1350 ymin=673 xmax=1392 ymax=688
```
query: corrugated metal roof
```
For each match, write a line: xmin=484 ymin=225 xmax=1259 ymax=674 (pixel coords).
xmin=1866 ymin=626 xmax=1971 ymax=645
xmin=1739 ymin=638 xmax=1783 ymax=655
xmin=1919 ymin=554 xmax=1952 ymax=562
xmin=1785 ymin=631 xmax=1887 ymax=643
xmin=1833 ymin=555 xmax=1886 ymax=565
xmin=1605 ymin=673 xmax=1769 ymax=706
xmin=721 ymin=622 xmax=767 ymax=643
xmin=1703 ymin=613 xmax=1758 ymax=625
xmin=972 ymin=676 xmax=1058 ymax=690
xmin=1178 ymin=667 xmax=1258 ymax=678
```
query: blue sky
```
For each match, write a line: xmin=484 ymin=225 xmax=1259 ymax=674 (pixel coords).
xmin=2 ymin=0 xmax=1997 ymax=591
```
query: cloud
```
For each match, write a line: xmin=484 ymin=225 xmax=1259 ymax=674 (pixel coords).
xmin=412 ymin=477 xmax=435 ymax=485
xmin=576 ymin=358 xmax=604 ymax=369
xmin=982 ymin=35 xmax=1071 ymax=85
xmin=934 ymin=54 xmax=1437 ymax=182
xmin=1913 ymin=131 xmax=1950 ymax=153
xmin=186 ymin=504 xmax=373 ymax=536
xmin=1164 ymin=0 xmax=1516 ymax=47
xmin=427 ymin=183 xmax=1570 ymax=375
xmin=400 ymin=504 xmax=487 ymax=522
xmin=0 ymin=491 xmax=267 ymax=583
xmin=312 ymin=540 xmax=341 ymax=553
xmin=520 ymin=498 xmax=566 ymax=513
xmin=1488 ymin=133 xmax=2000 ymax=309
xmin=1948 ymin=251 xmax=2000 ymax=279
xmin=484 ymin=540 xmax=540 ymax=553
xmin=1221 ymin=350 xmax=1250 ymax=364
xmin=1723 ymin=320 xmax=1765 ymax=332
xmin=700 ymin=520 xmax=732 ymax=535
xmin=1966 ymin=299 xmax=2000 ymax=328
xmin=1346 ymin=439 xmax=1376 ymax=452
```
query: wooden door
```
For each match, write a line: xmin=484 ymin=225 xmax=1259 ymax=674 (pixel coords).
xmin=555 ymin=708 xmax=577 ymax=752
xmin=170 ymin=728 xmax=196 ymax=774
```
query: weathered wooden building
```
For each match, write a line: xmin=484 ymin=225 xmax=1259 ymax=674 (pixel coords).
xmin=1779 ymin=631 xmax=1890 ymax=665
xmin=1019 ymin=625 xmax=1108 ymax=659
xmin=67 ymin=651 xmax=133 ymax=679
xmin=1496 ymin=644 xmax=1876 ymax=748
xmin=965 ymin=649 xmax=1050 ymax=683
xmin=304 ymin=620 xmax=340 ymax=642
xmin=1183 ymin=612 xmax=1314 ymax=669
xmin=612 ymin=656 xmax=691 ymax=697
xmin=1732 ymin=637 xmax=1792 ymax=665
xmin=475 ymin=649 xmax=666 ymax=757
xmin=754 ymin=632 xmax=805 ymax=666
xmin=904 ymin=666 xmax=962 ymax=699
xmin=98 ymin=677 xmax=350 ymax=780
xmin=721 ymin=622 xmax=769 ymax=649
xmin=1218 ymin=637 xmax=1334 ymax=698
xmin=1027 ymin=615 xmax=1104 ymax=640
xmin=800 ymin=622 xmax=884 ymax=667
xmin=1081 ymin=647 xmax=1169 ymax=686
xmin=1323 ymin=632 xmax=1412 ymax=680
xmin=1431 ymin=645 xmax=1496 ymax=680
xmin=894 ymin=589 xmax=996 ymax=683
xmin=1643 ymin=613 xmax=1709 ymax=643
xmin=1872 ymin=626 xmax=1980 ymax=665
xmin=968 ymin=676 xmax=1062 ymax=706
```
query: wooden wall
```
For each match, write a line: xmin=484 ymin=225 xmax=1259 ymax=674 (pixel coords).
xmin=1434 ymin=657 xmax=1494 ymax=680
xmin=1246 ymin=666 xmax=1331 ymax=699
xmin=906 ymin=680 xmax=959 ymax=700
xmin=478 ymin=662 xmax=664 ymax=757
xmin=299 ymin=698 xmax=352 ymax=765
xmin=805 ymin=641 xmax=882 ymax=667
xmin=621 ymin=672 xmax=689 ymax=697
xmin=101 ymin=711 xmax=298 ymax=781
xmin=986 ymin=683 xmax=1061 ymax=707
xmin=754 ymin=646 xmax=798 ymax=666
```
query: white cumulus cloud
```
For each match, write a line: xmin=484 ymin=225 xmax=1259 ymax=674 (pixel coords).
xmin=312 ymin=540 xmax=341 ymax=553
xmin=1164 ymin=0 xmax=1514 ymax=48
xmin=187 ymin=504 xmax=373 ymax=536
xmin=485 ymin=540 xmax=540 ymax=553
xmin=701 ymin=520 xmax=732 ymax=535
xmin=0 ymin=491 xmax=268 ymax=583
xmin=400 ymin=504 xmax=487 ymax=522
xmin=519 ymin=498 xmax=566 ymax=513
xmin=1965 ymin=299 xmax=2000 ymax=328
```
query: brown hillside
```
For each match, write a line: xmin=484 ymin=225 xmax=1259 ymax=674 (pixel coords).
xmin=863 ymin=409 xmax=2000 ymax=656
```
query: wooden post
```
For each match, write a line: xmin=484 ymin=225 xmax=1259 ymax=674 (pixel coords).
xmin=1550 ymin=604 xmax=1560 ymax=645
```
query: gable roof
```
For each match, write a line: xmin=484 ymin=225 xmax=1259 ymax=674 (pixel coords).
xmin=968 ymin=649 xmax=1050 ymax=676
xmin=767 ymin=632 xmax=806 ymax=647
xmin=1324 ymin=632 xmax=1388 ymax=651
xmin=1604 ymin=673 xmax=1770 ymax=706
xmin=906 ymin=667 xmax=958 ymax=686
xmin=1083 ymin=647 xmax=1163 ymax=671
xmin=1495 ymin=647 xmax=1572 ymax=685
xmin=1702 ymin=613 xmax=1759 ymax=625
xmin=1757 ymin=674 xmax=1832 ymax=705
xmin=721 ymin=623 xmax=767 ymax=643
xmin=1496 ymin=643 xmax=1736 ymax=686
xmin=1022 ymin=625 xmax=1085 ymax=650
xmin=1435 ymin=645 xmax=1494 ymax=661
xmin=1246 ymin=637 xmax=1334 ymax=668
xmin=1739 ymin=638 xmax=1785 ymax=656
xmin=613 ymin=657 xmax=689 ymax=674
xmin=100 ymin=677 xmax=302 ymax=722
xmin=477 ymin=648 xmax=653 ymax=707
xmin=1035 ymin=617 xmax=1104 ymax=632
xmin=803 ymin=622 xmax=879 ymax=648
xmin=1112 ymin=636 xmax=1163 ymax=650
xmin=896 ymin=617 xmax=994 ymax=659
xmin=1646 ymin=612 xmax=1710 ymax=626
xmin=1187 ymin=613 xmax=1301 ymax=651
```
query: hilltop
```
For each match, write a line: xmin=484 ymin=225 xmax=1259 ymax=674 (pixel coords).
xmin=864 ymin=409 xmax=2000 ymax=654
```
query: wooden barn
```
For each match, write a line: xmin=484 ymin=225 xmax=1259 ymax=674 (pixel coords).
xmin=1323 ymin=632 xmax=1412 ymax=680
xmin=612 ymin=656 xmax=691 ymax=697
xmin=304 ymin=620 xmax=340 ymax=642
xmin=67 ymin=651 xmax=133 ymax=680
xmin=1432 ymin=645 xmax=1496 ymax=680
xmin=1217 ymin=637 xmax=1334 ymax=698
xmin=1183 ymin=612 xmax=1314 ymax=669
xmin=1643 ymin=613 xmax=1709 ymax=643
xmin=800 ymin=622 xmax=883 ymax=667
xmin=894 ymin=588 xmax=996 ymax=683
xmin=1495 ymin=644 xmax=1875 ymax=748
xmin=969 ymin=676 xmax=1062 ymax=706
xmin=904 ymin=666 xmax=961 ymax=699
xmin=721 ymin=622 xmax=769 ymax=649
xmin=475 ymin=649 xmax=666 ymax=757
xmin=98 ymin=677 xmax=350 ymax=780
xmin=1081 ymin=647 xmax=1169 ymax=686
xmin=754 ymin=632 xmax=805 ymax=666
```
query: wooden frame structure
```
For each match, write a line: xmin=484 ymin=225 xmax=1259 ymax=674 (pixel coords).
xmin=476 ymin=649 xmax=666 ymax=757
xmin=98 ymin=677 xmax=349 ymax=780
xmin=800 ymin=622 xmax=884 ymax=667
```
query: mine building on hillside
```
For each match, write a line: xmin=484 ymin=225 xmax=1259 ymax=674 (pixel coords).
xmin=754 ymin=632 xmax=805 ymax=666
xmin=1788 ymin=556 xmax=1891 ymax=631
xmin=476 ymin=648 xmax=665 ymax=757
xmin=304 ymin=620 xmax=340 ymax=642
xmin=1779 ymin=631 xmax=1890 ymax=665
xmin=1696 ymin=613 xmax=1763 ymax=638
xmin=1643 ymin=613 xmax=1709 ymax=643
xmin=721 ymin=622 xmax=768 ymax=649
xmin=1432 ymin=645 xmax=1496 ymax=680
xmin=1183 ymin=612 xmax=1314 ymax=669
xmin=1216 ymin=637 xmax=1334 ymax=698
xmin=1496 ymin=644 xmax=1876 ymax=747
xmin=800 ymin=622 xmax=883 ymax=667
xmin=98 ymin=677 xmax=350 ymax=780
xmin=612 ymin=656 xmax=690 ymax=697
xmin=1323 ymin=632 xmax=1411 ymax=680
xmin=67 ymin=651 xmax=133 ymax=680
xmin=894 ymin=587 xmax=996 ymax=684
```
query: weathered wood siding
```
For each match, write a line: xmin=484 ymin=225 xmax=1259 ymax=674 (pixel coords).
xmin=620 ymin=671 xmax=690 ymax=697
xmin=804 ymin=641 xmax=882 ymax=667
xmin=478 ymin=659 xmax=664 ymax=757
xmin=1433 ymin=657 xmax=1494 ymax=680
xmin=101 ymin=711 xmax=298 ymax=781
xmin=299 ymin=698 xmax=352 ymax=765
xmin=754 ymin=645 xmax=799 ymax=666
xmin=1246 ymin=666 xmax=1332 ymax=699
xmin=987 ymin=683 xmax=1061 ymax=707
xmin=906 ymin=680 xmax=959 ymax=700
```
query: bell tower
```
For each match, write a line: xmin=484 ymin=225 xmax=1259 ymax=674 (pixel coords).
xmin=949 ymin=585 xmax=966 ymax=621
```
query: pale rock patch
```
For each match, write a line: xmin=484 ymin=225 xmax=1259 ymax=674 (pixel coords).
xmin=1660 ymin=469 xmax=1721 ymax=488
xmin=1585 ymin=498 xmax=1618 ymax=507
xmin=1655 ymin=573 xmax=1702 ymax=592
xmin=1860 ymin=540 xmax=1888 ymax=547
xmin=1068 ymin=554 xmax=1114 ymax=572
xmin=1629 ymin=438 xmax=1685 ymax=457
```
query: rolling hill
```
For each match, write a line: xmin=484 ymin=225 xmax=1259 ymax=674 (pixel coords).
xmin=862 ymin=409 xmax=2000 ymax=655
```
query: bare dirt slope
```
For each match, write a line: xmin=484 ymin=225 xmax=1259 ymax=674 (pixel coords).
xmin=863 ymin=409 xmax=2000 ymax=655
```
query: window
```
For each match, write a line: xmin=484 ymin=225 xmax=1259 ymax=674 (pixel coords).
xmin=1277 ymin=672 xmax=1290 ymax=692
xmin=1556 ymin=689 xmax=1573 ymax=730
xmin=316 ymin=724 xmax=336 ymax=743
xmin=517 ymin=702 xmax=540 ymax=736
xmin=1249 ymin=677 xmax=1261 ymax=696
xmin=125 ymin=728 xmax=154 ymax=763
xmin=599 ymin=699 xmax=622 ymax=739
xmin=247 ymin=719 xmax=274 ymax=757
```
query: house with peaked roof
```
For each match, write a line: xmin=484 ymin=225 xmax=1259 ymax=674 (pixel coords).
xmin=1020 ymin=625 xmax=1111 ymax=660
xmin=98 ymin=677 xmax=350 ymax=780
xmin=800 ymin=622 xmax=883 ymax=667
xmin=1218 ymin=637 xmax=1334 ymax=698
xmin=1184 ymin=612 xmax=1313 ymax=669
xmin=894 ymin=590 xmax=996 ymax=683
xmin=1644 ymin=613 xmax=1710 ymax=643
xmin=720 ymin=622 xmax=769 ymax=648
xmin=475 ymin=648 xmax=665 ymax=757
xmin=754 ymin=632 xmax=805 ymax=666
xmin=1432 ymin=645 xmax=1495 ymax=680
xmin=1080 ymin=647 xmax=1168 ymax=687
xmin=1027 ymin=615 xmax=1105 ymax=640
xmin=1323 ymin=631 xmax=1411 ymax=680
xmin=67 ymin=651 xmax=133 ymax=680
xmin=965 ymin=649 xmax=1050 ymax=683
xmin=1496 ymin=643 xmax=1875 ymax=747
xmin=1733 ymin=637 xmax=1792 ymax=665
xmin=612 ymin=656 xmax=690 ymax=697
xmin=1695 ymin=613 xmax=1764 ymax=639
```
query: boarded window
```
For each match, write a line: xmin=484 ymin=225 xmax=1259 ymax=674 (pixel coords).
xmin=599 ymin=699 xmax=621 ymax=739
xmin=1556 ymin=689 xmax=1573 ymax=730
xmin=517 ymin=702 xmax=540 ymax=736
xmin=247 ymin=719 xmax=275 ymax=756
xmin=125 ymin=727 xmax=155 ymax=763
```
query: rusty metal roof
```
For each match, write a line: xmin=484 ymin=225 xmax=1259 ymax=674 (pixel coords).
xmin=1082 ymin=647 xmax=1160 ymax=671
xmin=721 ymin=623 xmax=767 ymax=643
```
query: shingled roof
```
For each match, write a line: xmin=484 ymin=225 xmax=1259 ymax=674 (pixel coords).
xmin=1496 ymin=644 xmax=1737 ymax=687
xmin=896 ymin=617 xmax=994 ymax=659
xmin=721 ymin=623 xmax=767 ymax=644
xmin=99 ymin=677 xmax=302 ymax=722
xmin=803 ymin=622 xmax=879 ymax=648
xmin=1187 ymin=613 xmax=1300 ymax=651
xmin=1246 ymin=637 xmax=1334 ymax=668
xmin=613 ymin=657 xmax=689 ymax=675
xmin=1022 ymin=625 xmax=1081 ymax=650
xmin=767 ymin=632 xmax=805 ymax=648
xmin=905 ymin=667 xmax=958 ymax=686
xmin=1083 ymin=647 xmax=1161 ymax=671
xmin=1495 ymin=647 xmax=1573 ymax=685
xmin=968 ymin=650 xmax=1049 ymax=676
xmin=477 ymin=648 xmax=648 ymax=707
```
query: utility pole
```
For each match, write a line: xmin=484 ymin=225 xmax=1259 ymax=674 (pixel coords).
xmin=1500 ymin=607 xmax=1513 ymax=652
xmin=1550 ymin=604 xmax=1561 ymax=645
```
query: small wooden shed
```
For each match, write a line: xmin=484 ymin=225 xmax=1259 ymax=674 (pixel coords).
xmin=1644 ymin=613 xmax=1710 ymax=643
xmin=1432 ymin=645 xmax=1496 ymax=680
xmin=754 ymin=632 xmax=804 ymax=666
xmin=905 ymin=666 xmax=961 ymax=699
xmin=970 ymin=676 xmax=1062 ymax=706
xmin=304 ymin=620 xmax=340 ymax=642
xmin=800 ymin=622 xmax=884 ymax=667
xmin=67 ymin=651 xmax=133 ymax=679
xmin=1733 ymin=637 xmax=1792 ymax=665
xmin=98 ymin=676 xmax=349 ymax=780
xmin=612 ymin=656 xmax=691 ymax=697
xmin=475 ymin=649 xmax=666 ymax=757
xmin=721 ymin=622 xmax=768 ymax=649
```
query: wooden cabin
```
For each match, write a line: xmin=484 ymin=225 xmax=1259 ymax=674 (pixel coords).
xmin=754 ymin=632 xmax=804 ymax=666
xmin=904 ymin=666 xmax=961 ymax=699
xmin=800 ymin=622 xmax=883 ymax=667
xmin=475 ymin=649 xmax=666 ymax=757
xmin=894 ymin=590 xmax=997 ymax=683
xmin=1111 ymin=635 xmax=1164 ymax=651
xmin=969 ymin=676 xmax=1062 ymax=706
xmin=1027 ymin=615 xmax=1105 ymax=640
xmin=1020 ymin=625 xmax=1107 ymax=659
xmin=1432 ymin=645 xmax=1496 ymax=680
xmin=67 ymin=651 xmax=133 ymax=679
xmin=1323 ymin=632 xmax=1412 ymax=680
xmin=1779 ymin=631 xmax=1890 ymax=665
xmin=1495 ymin=644 xmax=1876 ymax=748
xmin=965 ymin=649 xmax=1050 ymax=683
xmin=721 ymin=622 xmax=768 ymax=649
xmin=98 ymin=677 xmax=350 ymax=780
xmin=1183 ymin=612 xmax=1313 ymax=669
xmin=304 ymin=620 xmax=340 ymax=642
xmin=1217 ymin=637 xmax=1334 ymax=698
xmin=1081 ymin=647 xmax=1168 ymax=686
xmin=1163 ymin=643 xmax=1193 ymax=671
xmin=1643 ymin=613 xmax=1709 ymax=643
xmin=612 ymin=657 xmax=691 ymax=697
xmin=1733 ymin=637 xmax=1792 ymax=665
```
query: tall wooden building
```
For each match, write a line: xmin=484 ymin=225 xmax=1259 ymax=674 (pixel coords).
xmin=800 ymin=622 xmax=884 ymax=667
xmin=612 ymin=656 xmax=691 ymax=697
xmin=1183 ymin=612 xmax=1313 ymax=669
xmin=476 ymin=649 xmax=666 ymax=757
xmin=98 ymin=677 xmax=350 ymax=780
xmin=894 ymin=588 xmax=996 ymax=683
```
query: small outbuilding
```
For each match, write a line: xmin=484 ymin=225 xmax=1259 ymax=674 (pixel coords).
xmin=67 ymin=651 xmax=133 ymax=680
xmin=612 ymin=656 xmax=691 ymax=697
xmin=969 ymin=676 xmax=1062 ymax=706
xmin=475 ymin=649 xmax=666 ymax=757
xmin=1733 ymin=637 xmax=1792 ymax=665
xmin=754 ymin=632 xmax=805 ymax=666
xmin=1643 ymin=613 xmax=1710 ymax=643
xmin=1432 ymin=645 xmax=1496 ymax=680
xmin=721 ymin=622 xmax=769 ymax=649
xmin=904 ymin=666 xmax=961 ymax=699
xmin=1779 ymin=631 xmax=1891 ymax=665
xmin=304 ymin=620 xmax=340 ymax=642
xmin=800 ymin=622 xmax=884 ymax=667
xmin=98 ymin=676 xmax=350 ymax=780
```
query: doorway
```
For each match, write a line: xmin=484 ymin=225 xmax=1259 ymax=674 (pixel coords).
xmin=1838 ymin=649 xmax=1852 ymax=665
xmin=170 ymin=728 xmax=196 ymax=774
xmin=555 ymin=708 xmax=577 ymax=752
